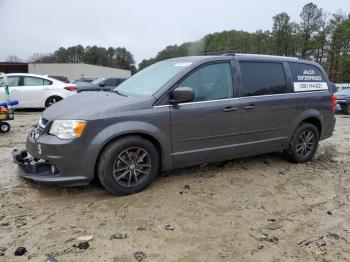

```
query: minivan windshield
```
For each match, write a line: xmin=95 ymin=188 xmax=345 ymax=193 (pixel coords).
xmin=115 ymin=60 xmax=190 ymax=96
xmin=336 ymin=88 xmax=350 ymax=96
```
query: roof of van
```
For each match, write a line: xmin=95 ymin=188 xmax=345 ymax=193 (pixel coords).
xmin=169 ymin=53 xmax=303 ymax=63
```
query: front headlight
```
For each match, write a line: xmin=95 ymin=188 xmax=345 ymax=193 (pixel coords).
xmin=49 ymin=120 xmax=86 ymax=140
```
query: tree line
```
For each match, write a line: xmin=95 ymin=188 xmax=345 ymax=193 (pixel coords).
xmin=5 ymin=2 xmax=349 ymax=82
xmin=9 ymin=46 xmax=137 ymax=73
xmin=139 ymin=2 xmax=350 ymax=83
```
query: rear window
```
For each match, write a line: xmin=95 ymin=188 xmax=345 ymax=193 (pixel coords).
xmin=239 ymin=62 xmax=287 ymax=97
xmin=290 ymin=63 xmax=328 ymax=92
xmin=23 ymin=77 xmax=52 ymax=86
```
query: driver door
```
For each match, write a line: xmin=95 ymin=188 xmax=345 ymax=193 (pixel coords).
xmin=170 ymin=62 xmax=241 ymax=166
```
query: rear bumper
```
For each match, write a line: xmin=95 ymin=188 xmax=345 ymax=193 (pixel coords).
xmin=12 ymin=139 xmax=91 ymax=186
xmin=321 ymin=114 xmax=336 ymax=140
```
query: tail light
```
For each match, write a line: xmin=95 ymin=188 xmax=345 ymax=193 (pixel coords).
xmin=331 ymin=94 xmax=336 ymax=112
xmin=64 ymin=85 xmax=77 ymax=91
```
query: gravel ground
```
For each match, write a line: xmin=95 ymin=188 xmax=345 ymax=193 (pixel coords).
xmin=0 ymin=112 xmax=350 ymax=262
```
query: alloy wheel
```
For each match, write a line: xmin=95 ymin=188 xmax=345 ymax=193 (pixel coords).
xmin=112 ymin=147 xmax=152 ymax=187
xmin=296 ymin=130 xmax=315 ymax=156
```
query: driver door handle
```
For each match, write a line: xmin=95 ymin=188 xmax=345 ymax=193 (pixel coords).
xmin=223 ymin=106 xmax=239 ymax=112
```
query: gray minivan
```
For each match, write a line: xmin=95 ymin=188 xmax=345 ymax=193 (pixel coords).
xmin=13 ymin=54 xmax=336 ymax=195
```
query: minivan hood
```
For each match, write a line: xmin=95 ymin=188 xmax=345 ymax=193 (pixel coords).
xmin=42 ymin=91 xmax=155 ymax=121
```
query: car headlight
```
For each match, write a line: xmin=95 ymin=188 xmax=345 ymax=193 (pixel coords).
xmin=49 ymin=120 xmax=86 ymax=140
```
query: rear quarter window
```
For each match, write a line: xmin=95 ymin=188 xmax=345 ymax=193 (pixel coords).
xmin=239 ymin=61 xmax=287 ymax=97
xmin=290 ymin=63 xmax=328 ymax=92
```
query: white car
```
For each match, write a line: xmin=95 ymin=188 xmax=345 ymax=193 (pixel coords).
xmin=0 ymin=73 xmax=77 ymax=108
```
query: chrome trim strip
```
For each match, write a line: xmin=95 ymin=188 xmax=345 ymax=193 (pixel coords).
xmin=173 ymin=136 xmax=287 ymax=156
xmin=153 ymin=97 xmax=239 ymax=108
xmin=153 ymin=90 xmax=329 ymax=107
xmin=178 ymin=97 xmax=239 ymax=106
xmin=153 ymin=105 xmax=170 ymax=108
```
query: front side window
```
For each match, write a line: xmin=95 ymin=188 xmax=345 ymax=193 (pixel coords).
xmin=0 ymin=76 xmax=20 ymax=87
xmin=178 ymin=63 xmax=233 ymax=102
xmin=239 ymin=62 xmax=286 ymax=97
xmin=23 ymin=77 xmax=51 ymax=86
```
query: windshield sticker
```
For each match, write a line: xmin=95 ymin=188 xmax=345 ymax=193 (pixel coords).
xmin=174 ymin=62 xmax=192 ymax=67
xmin=294 ymin=82 xmax=328 ymax=92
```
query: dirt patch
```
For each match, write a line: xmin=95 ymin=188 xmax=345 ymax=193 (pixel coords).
xmin=0 ymin=114 xmax=350 ymax=261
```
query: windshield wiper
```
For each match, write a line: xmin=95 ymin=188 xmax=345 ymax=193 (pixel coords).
xmin=112 ymin=89 xmax=128 ymax=97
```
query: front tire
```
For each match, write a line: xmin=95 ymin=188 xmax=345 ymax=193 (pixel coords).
xmin=97 ymin=136 xmax=160 ymax=195
xmin=284 ymin=123 xmax=319 ymax=163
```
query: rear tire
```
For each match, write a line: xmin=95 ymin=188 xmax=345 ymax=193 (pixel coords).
xmin=284 ymin=123 xmax=319 ymax=163
xmin=45 ymin=96 xmax=62 ymax=108
xmin=0 ymin=122 xmax=10 ymax=133
xmin=97 ymin=136 xmax=160 ymax=195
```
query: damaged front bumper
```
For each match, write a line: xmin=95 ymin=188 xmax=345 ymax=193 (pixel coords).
xmin=12 ymin=149 xmax=89 ymax=186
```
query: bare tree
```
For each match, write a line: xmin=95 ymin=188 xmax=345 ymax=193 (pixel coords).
xmin=5 ymin=55 xmax=23 ymax=63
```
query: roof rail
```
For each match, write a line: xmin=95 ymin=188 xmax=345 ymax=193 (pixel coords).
xmin=234 ymin=53 xmax=299 ymax=60
xmin=204 ymin=50 xmax=240 ymax=56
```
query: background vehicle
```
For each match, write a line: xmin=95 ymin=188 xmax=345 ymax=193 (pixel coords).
xmin=71 ymin=78 xmax=96 ymax=86
xmin=13 ymin=54 xmax=336 ymax=195
xmin=49 ymin=75 xmax=70 ymax=83
xmin=0 ymin=73 xmax=77 ymax=108
xmin=335 ymin=88 xmax=350 ymax=114
xmin=77 ymin=77 xmax=127 ymax=93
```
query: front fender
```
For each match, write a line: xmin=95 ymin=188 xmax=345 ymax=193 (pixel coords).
xmin=87 ymin=121 xmax=172 ymax=172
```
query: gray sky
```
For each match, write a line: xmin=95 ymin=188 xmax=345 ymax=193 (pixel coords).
xmin=0 ymin=0 xmax=349 ymax=64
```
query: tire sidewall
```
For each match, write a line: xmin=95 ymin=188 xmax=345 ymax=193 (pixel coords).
xmin=99 ymin=137 xmax=159 ymax=195
xmin=0 ymin=122 xmax=10 ymax=133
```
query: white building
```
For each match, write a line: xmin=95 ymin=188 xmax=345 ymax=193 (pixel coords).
xmin=28 ymin=63 xmax=131 ymax=80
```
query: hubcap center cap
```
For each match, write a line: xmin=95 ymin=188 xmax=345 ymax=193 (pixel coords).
xmin=129 ymin=163 xmax=136 ymax=170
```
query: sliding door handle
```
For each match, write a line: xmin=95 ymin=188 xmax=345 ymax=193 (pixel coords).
xmin=223 ymin=106 xmax=239 ymax=112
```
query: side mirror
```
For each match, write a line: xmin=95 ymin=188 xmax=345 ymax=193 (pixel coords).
xmin=170 ymin=87 xmax=194 ymax=104
xmin=99 ymin=82 xmax=105 ymax=87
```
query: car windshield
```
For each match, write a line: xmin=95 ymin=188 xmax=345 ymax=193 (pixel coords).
xmin=115 ymin=60 xmax=191 ymax=96
xmin=336 ymin=88 xmax=350 ymax=96
xmin=91 ymin=78 xmax=105 ymax=85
